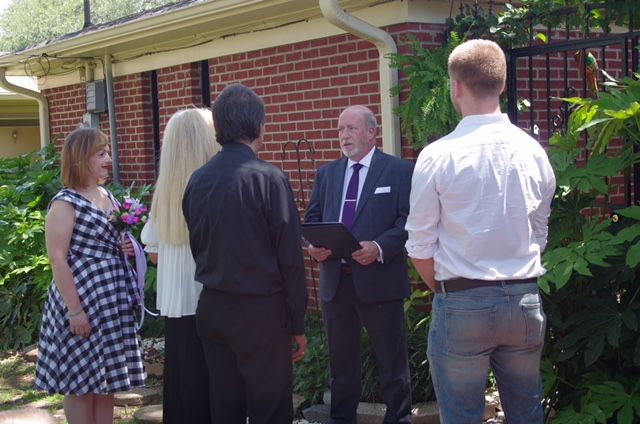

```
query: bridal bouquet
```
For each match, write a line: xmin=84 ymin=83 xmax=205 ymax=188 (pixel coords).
xmin=109 ymin=196 xmax=148 ymax=233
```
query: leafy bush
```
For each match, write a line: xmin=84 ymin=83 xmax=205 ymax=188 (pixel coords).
xmin=540 ymin=74 xmax=640 ymax=423
xmin=293 ymin=292 xmax=434 ymax=407
xmin=0 ymin=143 xmax=61 ymax=350
xmin=293 ymin=313 xmax=330 ymax=406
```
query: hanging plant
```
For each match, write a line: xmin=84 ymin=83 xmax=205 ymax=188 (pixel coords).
xmin=388 ymin=32 xmax=461 ymax=148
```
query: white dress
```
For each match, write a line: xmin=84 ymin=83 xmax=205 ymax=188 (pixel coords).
xmin=140 ymin=218 xmax=202 ymax=317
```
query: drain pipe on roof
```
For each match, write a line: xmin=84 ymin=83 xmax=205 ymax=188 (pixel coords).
xmin=0 ymin=68 xmax=50 ymax=149
xmin=319 ymin=0 xmax=401 ymax=157
xmin=103 ymin=54 xmax=121 ymax=185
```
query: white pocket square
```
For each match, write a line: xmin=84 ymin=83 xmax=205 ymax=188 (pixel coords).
xmin=374 ymin=186 xmax=391 ymax=194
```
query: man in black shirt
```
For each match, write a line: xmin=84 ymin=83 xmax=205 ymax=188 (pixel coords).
xmin=183 ymin=83 xmax=307 ymax=424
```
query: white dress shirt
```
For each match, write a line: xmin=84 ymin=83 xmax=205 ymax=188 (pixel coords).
xmin=405 ymin=113 xmax=556 ymax=281
xmin=339 ymin=146 xmax=384 ymax=262
xmin=140 ymin=218 xmax=202 ymax=317
xmin=339 ymin=146 xmax=375 ymax=221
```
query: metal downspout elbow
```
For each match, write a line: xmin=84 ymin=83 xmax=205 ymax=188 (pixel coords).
xmin=319 ymin=0 xmax=401 ymax=157
xmin=0 ymin=68 xmax=50 ymax=149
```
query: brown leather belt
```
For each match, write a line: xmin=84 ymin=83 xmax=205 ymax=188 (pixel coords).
xmin=434 ymin=277 xmax=538 ymax=293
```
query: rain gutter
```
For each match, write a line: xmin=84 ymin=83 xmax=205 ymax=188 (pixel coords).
xmin=0 ymin=68 xmax=50 ymax=148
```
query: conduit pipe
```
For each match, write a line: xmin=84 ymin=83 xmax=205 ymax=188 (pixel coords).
xmin=0 ymin=68 xmax=50 ymax=149
xmin=319 ymin=0 xmax=401 ymax=157
xmin=104 ymin=54 xmax=121 ymax=184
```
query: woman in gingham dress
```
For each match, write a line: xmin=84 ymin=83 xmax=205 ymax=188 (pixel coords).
xmin=35 ymin=128 xmax=145 ymax=424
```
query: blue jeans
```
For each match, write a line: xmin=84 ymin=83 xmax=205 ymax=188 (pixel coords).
xmin=427 ymin=282 xmax=545 ymax=424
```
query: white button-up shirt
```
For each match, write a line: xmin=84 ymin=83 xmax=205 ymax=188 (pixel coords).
xmin=405 ymin=113 xmax=556 ymax=281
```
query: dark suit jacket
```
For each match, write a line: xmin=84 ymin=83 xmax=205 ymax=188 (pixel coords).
xmin=305 ymin=149 xmax=414 ymax=303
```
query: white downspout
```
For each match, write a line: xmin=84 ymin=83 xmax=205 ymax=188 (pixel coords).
xmin=0 ymin=68 xmax=50 ymax=149
xmin=104 ymin=54 xmax=121 ymax=185
xmin=319 ymin=0 xmax=401 ymax=157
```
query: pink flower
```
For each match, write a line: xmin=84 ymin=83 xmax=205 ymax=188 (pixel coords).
xmin=109 ymin=196 xmax=149 ymax=233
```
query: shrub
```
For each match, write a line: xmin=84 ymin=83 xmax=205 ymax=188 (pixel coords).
xmin=540 ymin=74 xmax=640 ymax=423
xmin=0 ymin=144 xmax=60 ymax=350
xmin=292 ymin=291 xmax=435 ymax=408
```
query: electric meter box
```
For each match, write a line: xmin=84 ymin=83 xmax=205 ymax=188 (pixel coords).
xmin=86 ymin=81 xmax=107 ymax=113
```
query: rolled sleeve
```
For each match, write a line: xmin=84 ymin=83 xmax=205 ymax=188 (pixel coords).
xmin=531 ymin=158 xmax=556 ymax=252
xmin=405 ymin=149 xmax=440 ymax=260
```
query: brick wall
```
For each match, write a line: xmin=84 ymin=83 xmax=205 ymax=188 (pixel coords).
xmin=45 ymin=83 xmax=87 ymax=144
xmin=112 ymin=73 xmax=156 ymax=185
xmin=156 ymin=62 xmax=204 ymax=132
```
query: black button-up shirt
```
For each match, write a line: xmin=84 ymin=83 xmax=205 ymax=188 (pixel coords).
xmin=183 ymin=142 xmax=307 ymax=335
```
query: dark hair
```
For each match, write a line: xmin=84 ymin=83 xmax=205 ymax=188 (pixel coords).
xmin=212 ymin=83 xmax=265 ymax=145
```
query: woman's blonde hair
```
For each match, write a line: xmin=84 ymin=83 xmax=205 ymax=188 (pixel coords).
xmin=60 ymin=127 xmax=109 ymax=189
xmin=448 ymin=39 xmax=506 ymax=98
xmin=150 ymin=107 xmax=219 ymax=244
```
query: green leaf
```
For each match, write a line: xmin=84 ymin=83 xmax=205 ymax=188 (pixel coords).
xmin=626 ymin=242 xmax=640 ymax=267
xmin=589 ymin=381 xmax=640 ymax=423
xmin=605 ymin=321 xmax=621 ymax=347
xmin=617 ymin=206 xmax=640 ymax=220
xmin=540 ymin=358 xmax=556 ymax=397
xmin=612 ymin=224 xmax=640 ymax=244
xmin=577 ymin=116 xmax=615 ymax=132
xmin=621 ymin=309 xmax=639 ymax=331
xmin=584 ymin=334 xmax=605 ymax=366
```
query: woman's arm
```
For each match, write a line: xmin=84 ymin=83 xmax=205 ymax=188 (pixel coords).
xmin=45 ymin=200 xmax=91 ymax=337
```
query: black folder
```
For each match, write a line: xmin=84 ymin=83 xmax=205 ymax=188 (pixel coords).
xmin=301 ymin=222 xmax=361 ymax=260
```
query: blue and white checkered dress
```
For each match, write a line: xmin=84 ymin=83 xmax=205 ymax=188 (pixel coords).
xmin=35 ymin=188 xmax=146 ymax=395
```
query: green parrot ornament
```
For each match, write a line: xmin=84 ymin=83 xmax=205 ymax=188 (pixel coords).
xmin=574 ymin=49 xmax=600 ymax=98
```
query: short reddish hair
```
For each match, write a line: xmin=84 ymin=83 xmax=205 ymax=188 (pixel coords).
xmin=60 ymin=128 xmax=109 ymax=188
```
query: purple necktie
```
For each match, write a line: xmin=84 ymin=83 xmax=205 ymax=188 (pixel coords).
xmin=342 ymin=163 xmax=363 ymax=230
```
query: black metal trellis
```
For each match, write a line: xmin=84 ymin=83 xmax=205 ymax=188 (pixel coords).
xmin=280 ymin=139 xmax=321 ymax=311
xmin=506 ymin=8 xmax=640 ymax=207
xmin=281 ymin=138 xmax=317 ymax=212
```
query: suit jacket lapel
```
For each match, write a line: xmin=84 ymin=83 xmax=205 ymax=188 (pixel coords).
xmin=328 ymin=157 xmax=348 ymax=221
xmin=354 ymin=149 xmax=386 ymax=221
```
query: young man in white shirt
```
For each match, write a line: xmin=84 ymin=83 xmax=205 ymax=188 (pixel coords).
xmin=405 ymin=39 xmax=556 ymax=423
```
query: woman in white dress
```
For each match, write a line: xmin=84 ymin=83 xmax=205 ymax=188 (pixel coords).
xmin=141 ymin=108 xmax=219 ymax=423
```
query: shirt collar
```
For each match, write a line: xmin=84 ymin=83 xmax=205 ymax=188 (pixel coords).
xmin=347 ymin=146 xmax=375 ymax=169
xmin=456 ymin=113 xmax=510 ymax=130
xmin=222 ymin=142 xmax=256 ymax=157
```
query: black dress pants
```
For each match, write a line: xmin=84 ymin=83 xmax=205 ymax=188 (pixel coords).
xmin=196 ymin=288 xmax=294 ymax=424
xmin=322 ymin=272 xmax=412 ymax=424
xmin=163 ymin=315 xmax=211 ymax=424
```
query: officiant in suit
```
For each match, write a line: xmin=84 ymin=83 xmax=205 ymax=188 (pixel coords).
xmin=305 ymin=105 xmax=413 ymax=423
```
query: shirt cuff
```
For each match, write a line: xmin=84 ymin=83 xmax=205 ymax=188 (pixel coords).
xmin=373 ymin=241 xmax=384 ymax=263
xmin=405 ymin=241 xmax=435 ymax=260
xmin=144 ymin=245 xmax=159 ymax=254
